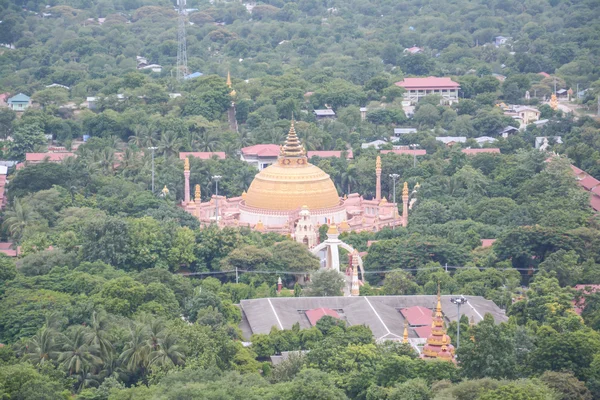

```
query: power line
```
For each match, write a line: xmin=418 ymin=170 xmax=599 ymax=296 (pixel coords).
xmin=179 ymin=266 xmax=538 ymax=277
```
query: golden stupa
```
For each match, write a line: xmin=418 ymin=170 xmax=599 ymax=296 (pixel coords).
xmin=244 ymin=120 xmax=340 ymax=211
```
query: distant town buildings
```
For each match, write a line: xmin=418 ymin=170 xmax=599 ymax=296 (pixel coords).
xmin=395 ymin=77 xmax=460 ymax=105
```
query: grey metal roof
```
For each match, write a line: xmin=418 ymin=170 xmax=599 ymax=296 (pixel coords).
xmin=239 ymin=295 xmax=507 ymax=340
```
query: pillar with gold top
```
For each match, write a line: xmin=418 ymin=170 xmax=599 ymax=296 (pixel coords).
xmin=183 ymin=157 xmax=191 ymax=204
xmin=375 ymin=155 xmax=382 ymax=201
xmin=402 ymin=182 xmax=409 ymax=227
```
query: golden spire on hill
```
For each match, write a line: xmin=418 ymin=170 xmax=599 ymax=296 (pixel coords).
xmin=376 ymin=155 xmax=381 ymax=170
xmin=550 ymin=93 xmax=558 ymax=110
xmin=195 ymin=184 xmax=201 ymax=202
xmin=435 ymin=282 xmax=443 ymax=318
xmin=280 ymin=117 xmax=306 ymax=159
xmin=184 ymin=157 xmax=190 ymax=172
xmin=226 ymin=71 xmax=232 ymax=88
xmin=403 ymin=320 xmax=409 ymax=344
xmin=402 ymin=181 xmax=409 ymax=197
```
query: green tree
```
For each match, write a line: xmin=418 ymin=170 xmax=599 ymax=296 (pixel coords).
xmin=455 ymin=315 xmax=518 ymax=380
xmin=382 ymin=270 xmax=420 ymax=295
xmin=9 ymin=123 xmax=47 ymax=159
xmin=305 ymin=269 xmax=346 ymax=297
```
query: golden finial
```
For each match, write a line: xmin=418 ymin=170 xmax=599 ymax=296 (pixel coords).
xmin=280 ymin=118 xmax=306 ymax=159
xmin=242 ymin=190 xmax=247 ymax=199
xmin=436 ymin=282 xmax=442 ymax=317
xmin=327 ymin=224 xmax=339 ymax=235
xmin=550 ymin=93 xmax=558 ymax=110
xmin=403 ymin=320 xmax=409 ymax=344
xmin=376 ymin=155 xmax=381 ymax=170
xmin=402 ymin=182 xmax=409 ymax=197
xmin=184 ymin=157 xmax=190 ymax=172
xmin=161 ymin=185 xmax=169 ymax=196
xmin=255 ymin=220 xmax=265 ymax=232
xmin=226 ymin=71 xmax=232 ymax=88
xmin=340 ymin=220 xmax=350 ymax=230
xmin=195 ymin=184 xmax=201 ymax=202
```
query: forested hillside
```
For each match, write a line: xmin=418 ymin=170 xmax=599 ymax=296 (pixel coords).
xmin=1 ymin=1 xmax=600 ymax=399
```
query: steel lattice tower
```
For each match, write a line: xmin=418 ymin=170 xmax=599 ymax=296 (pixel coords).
xmin=176 ymin=0 xmax=188 ymax=81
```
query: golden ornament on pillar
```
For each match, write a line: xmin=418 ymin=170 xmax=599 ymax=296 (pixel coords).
xmin=184 ymin=157 xmax=190 ymax=172
xmin=194 ymin=184 xmax=201 ymax=202
xmin=402 ymin=182 xmax=409 ymax=197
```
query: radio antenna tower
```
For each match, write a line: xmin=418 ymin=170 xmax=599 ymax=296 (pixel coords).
xmin=176 ymin=0 xmax=188 ymax=81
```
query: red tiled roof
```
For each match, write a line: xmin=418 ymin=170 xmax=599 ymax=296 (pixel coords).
xmin=381 ymin=149 xmax=427 ymax=156
xmin=401 ymin=306 xmax=433 ymax=326
xmin=305 ymin=308 xmax=340 ymax=326
xmin=0 ymin=249 xmax=17 ymax=257
xmin=462 ymin=148 xmax=501 ymax=155
xmin=480 ymin=239 xmax=497 ymax=248
xmin=590 ymin=194 xmax=600 ymax=212
xmin=395 ymin=77 xmax=460 ymax=89
xmin=25 ymin=153 xmax=76 ymax=162
xmin=413 ymin=325 xmax=432 ymax=338
xmin=241 ymin=144 xmax=280 ymax=157
xmin=307 ymin=150 xmax=353 ymax=159
xmin=579 ymin=175 xmax=600 ymax=191
xmin=539 ymin=72 xmax=551 ymax=78
xmin=179 ymin=152 xmax=226 ymax=160
xmin=0 ymin=242 xmax=13 ymax=250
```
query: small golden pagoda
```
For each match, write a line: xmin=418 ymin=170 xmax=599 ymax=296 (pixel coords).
xmin=422 ymin=283 xmax=455 ymax=359
xmin=550 ymin=93 xmax=558 ymax=110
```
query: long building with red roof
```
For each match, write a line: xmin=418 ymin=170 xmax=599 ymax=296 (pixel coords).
xmin=395 ymin=77 xmax=460 ymax=105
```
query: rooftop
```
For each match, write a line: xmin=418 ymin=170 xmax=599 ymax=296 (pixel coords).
xmin=380 ymin=149 xmax=427 ymax=156
xmin=395 ymin=77 xmax=460 ymax=89
xmin=314 ymin=109 xmax=336 ymax=116
xmin=462 ymin=148 xmax=501 ymax=155
xmin=240 ymin=295 xmax=507 ymax=341
xmin=241 ymin=144 xmax=280 ymax=158
xmin=307 ymin=150 xmax=353 ymax=159
xmin=8 ymin=93 xmax=30 ymax=102
xmin=25 ymin=153 xmax=76 ymax=162
xmin=179 ymin=152 xmax=226 ymax=160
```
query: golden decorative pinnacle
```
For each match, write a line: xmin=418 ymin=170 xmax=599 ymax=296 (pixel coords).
xmin=280 ymin=118 xmax=306 ymax=158
xmin=376 ymin=155 xmax=381 ymax=170
xmin=226 ymin=70 xmax=232 ymax=88
xmin=436 ymin=282 xmax=443 ymax=317
xmin=184 ymin=157 xmax=190 ymax=172
xmin=195 ymin=184 xmax=201 ymax=202
xmin=403 ymin=320 xmax=409 ymax=343
xmin=402 ymin=182 xmax=409 ymax=197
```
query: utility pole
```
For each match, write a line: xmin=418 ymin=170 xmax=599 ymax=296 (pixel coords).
xmin=235 ymin=267 xmax=238 ymax=284
xmin=409 ymin=144 xmax=419 ymax=168
xmin=176 ymin=0 xmax=188 ymax=81
xmin=450 ymin=296 xmax=468 ymax=349
xmin=148 ymin=146 xmax=158 ymax=193
xmin=212 ymin=175 xmax=222 ymax=224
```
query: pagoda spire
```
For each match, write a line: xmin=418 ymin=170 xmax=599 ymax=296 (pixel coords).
xmin=226 ymin=70 xmax=232 ymax=88
xmin=280 ymin=117 xmax=306 ymax=159
xmin=403 ymin=320 xmax=409 ymax=344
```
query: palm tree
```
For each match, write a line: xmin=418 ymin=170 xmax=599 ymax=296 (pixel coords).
xmin=58 ymin=326 xmax=102 ymax=377
xmin=128 ymin=125 xmax=149 ymax=148
xmin=158 ymin=130 xmax=182 ymax=158
xmin=149 ymin=333 xmax=185 ymax=368
xmin=119 ymin=323 xmax=150 ymax=373
xmin=145 ymin=318 xmax=165 ymax=353
xmin=87 ymin=311 xmax=113 ymax=363
xmin=341 ymin=165 xmax=358 ymax=195
xmin=2 ymin=198 xmax=40 ymax=241
xmin=194 ymin=130 xmax=220 ymax=152
xmin=95 ymin=147 xmax=115 ymax=174
xmin=24 ymin=326 xmax=59 ymax=366
xmin=118 ymin=148 xmax=140 ymax=176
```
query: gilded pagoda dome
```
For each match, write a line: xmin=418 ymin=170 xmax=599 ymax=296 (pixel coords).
xmin=244 ymin=121 xmax=340 ymax=211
